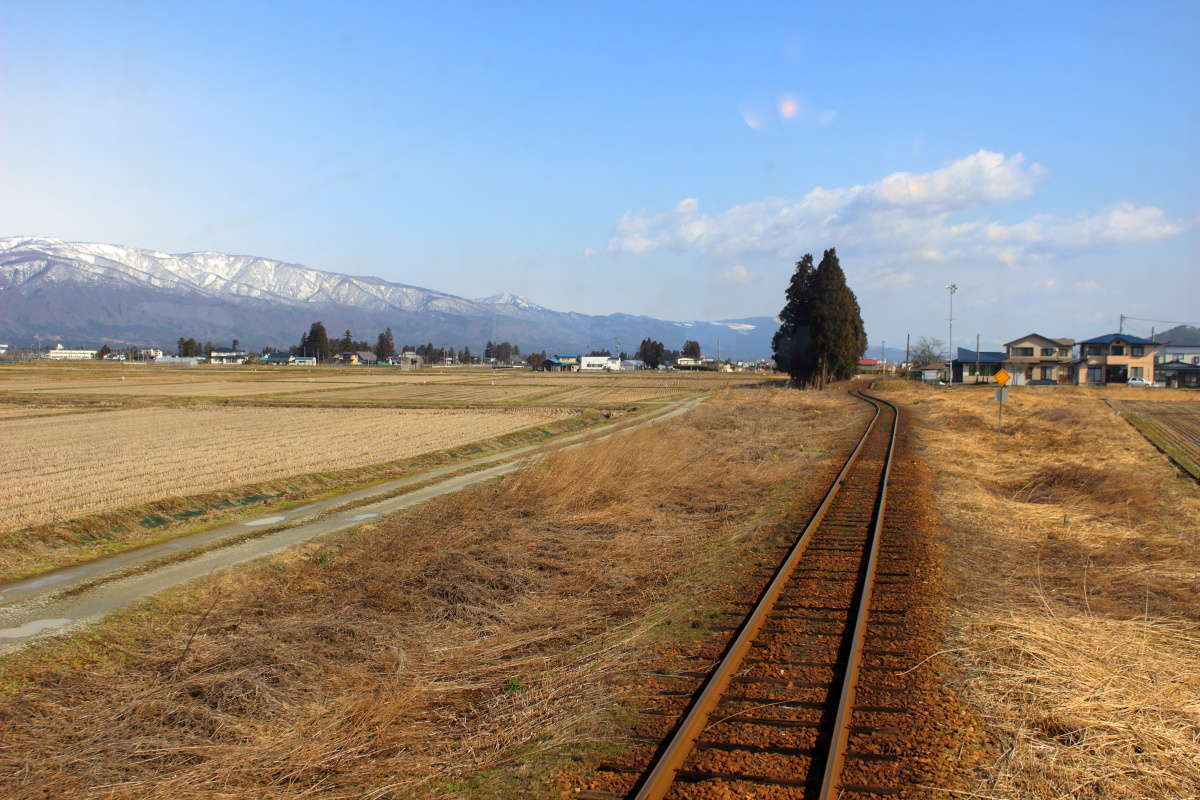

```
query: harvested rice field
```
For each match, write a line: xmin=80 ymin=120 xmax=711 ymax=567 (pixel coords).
xmin=543 ymin=386 xmax=686 ymax=403
xmin=292 ymin=383 xmax=564 ymax=403
xmin=23 ymin=379 xmax=369 ymax=397
xmin=0 ymin=404 xmax=91 ymax=420
xmin=1 ymin=406 xmax=562 ymax=532
xmin=1109 ymin=399 xmax=1200 ymax=478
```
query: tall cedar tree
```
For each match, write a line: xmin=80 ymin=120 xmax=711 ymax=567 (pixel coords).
xmin=771 ymin=254 xmax=817 ymax=384
xmin=635 ymin=338 xmax=665 ymax=368
xmin=809 ymin=248 xmax=867 ymax=387
xmin=298 ymin=321 xmax=331 ymax=361
xmin=375 ymin=328 xmax=396 ymax=361
xmin=682 ymin=340 xmax=701 ymax=358
xmin=772 ymin=249 xmax=866 ymax=387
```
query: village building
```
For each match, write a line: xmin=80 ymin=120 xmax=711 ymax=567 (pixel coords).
xmin=1001 ymin=334 xmax=1077 ymax=385
xmin=950 ymin=347 xmax=1007 ymax=383
xmin=541 ymin=354 xmax=580 ymax=371
xmin=262 ymin=352 xmax=296 ymax=366
xmin=335 ymin=351 xmax=378 ymax=366
xmin=1078 ymin=333 xmax=1160 ymax=384
xmin=580 ymin=355 xmax=620 ymax=371
xmin=293 ymin=355 xmax=317 ymax=366
xmin=390 ymin=352 xmax=423 ymax=370
xmin=1156 ymin=343 xmax=1200 ymax=365
xmin=1157 ymin=360 xmax=1200 ymax=388
xmin=208 ymin=350 xmax=250 ymax=364
xmin=46 ymin=344 xmax=98 ymax=360
xmin=674 ymin=356 xmax=702 ymax=370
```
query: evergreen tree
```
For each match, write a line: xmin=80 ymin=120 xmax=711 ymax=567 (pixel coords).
xmin=375 ymin=328 xmax=396 ymax=361
xmin=772 ymin=254 xmax=817 ymax=385
xmin=299 ymin=321 xmax=331 ymax=361
xmin=682 ymin=340 xmax=701 ymax=358
xmin=635 ymin=338 xmax=666 ymax=368
xmin=484 ymin=340 xmax=495 ymax=360
xmin=809 ymin=248 xmax=867 ymax=387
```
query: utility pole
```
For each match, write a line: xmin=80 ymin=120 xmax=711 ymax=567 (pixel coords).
xmin=905 ymin=334 xmax=910 ymax=368
xmin=946 ymin=283 xmax=958 ymax=379
xmin=1119 ymin=313 xmax=1125 ymax=333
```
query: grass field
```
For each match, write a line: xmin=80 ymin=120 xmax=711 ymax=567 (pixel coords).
xmin=875 ymin=380 xmax=1200 ymax=800
xmin=1 ymin=406 xmax=560 ymax=533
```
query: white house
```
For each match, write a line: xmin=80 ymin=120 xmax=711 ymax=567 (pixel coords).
xmin=580 ymin=356 xmax=620 ymax=371
xmin=1158 ymin=343 xmax=1200 ymax=366
xmin=209 ymin=351 xmax=249 ymax=364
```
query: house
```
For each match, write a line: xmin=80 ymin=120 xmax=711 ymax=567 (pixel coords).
xmin=209 ymin=350 xmax=249 ymax=364
xmin=140 ymin=348 xmax=164 ymax=361
xmin=46 ymin=344 xmax=97 ymax=360
xmin=155 ymin=356 xmax=204 ymax=366
xmin=1157 ymin=360 xmax=1200 ymax=388
xmin=1157 ymin=343 xmax=1200 ymax=366
xmin=262 ymin=352 xmax=296 ymax=366
xmin=675 ymin=356 xmax=702 ymax=370
xmin=619 ymin=359 xmax=645 ymax=371
xmin=1002 ymin=334 xmax=1076 ymax=385
xmin=541 ymin=354 xmax=580 ymax=372
xmin=293 ymin=355 xmax=317 ymax=366
xmin=951 ymin=348 xmax=1007 ymax=383
xmin=1077 ymin=333 xmax=1160 ymax=385
xmin=580 ymin=356 xmax=620 ymax=371
xmin=336 ymin=351 xmax=378 ymax=366
xmin=390 ymin=352 xmax=423 ymax=370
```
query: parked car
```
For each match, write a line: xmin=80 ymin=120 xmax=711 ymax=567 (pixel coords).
xmin=1126 ymin=377 xmax=1152 ymax=387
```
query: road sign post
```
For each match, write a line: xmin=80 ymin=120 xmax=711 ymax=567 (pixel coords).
xmin=993 ymin=369 xmax=1010 ymax=456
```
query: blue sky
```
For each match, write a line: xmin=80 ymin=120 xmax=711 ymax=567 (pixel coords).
xmin=2 ymin=1 xmax=1196 ymax=349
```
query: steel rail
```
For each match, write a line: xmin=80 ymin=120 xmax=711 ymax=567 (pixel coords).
xmin=817 ymin=389 xmax=900 ymax=799
xmin=631 ymin=390 xmax=886 ymax=800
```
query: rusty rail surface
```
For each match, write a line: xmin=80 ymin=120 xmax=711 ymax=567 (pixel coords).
xmin=624 ymin=388 xmax=900 ymax=800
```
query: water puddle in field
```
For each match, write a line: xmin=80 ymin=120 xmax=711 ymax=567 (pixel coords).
xmin=349 ymin=513 xmax=379 ymax=521
xmin=244 ymin=516 xmax=286 ymax=527
xmin=0 ymin=618 xmax=73 ymax=639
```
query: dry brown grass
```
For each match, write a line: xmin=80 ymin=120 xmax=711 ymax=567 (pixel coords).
xmin=1 ymin=406 xmax=561 ymax=533
xmin=0 ymin=386 xmax=862 ymax=800
xmin=876 ymin=380 xmax=1200 ymax=800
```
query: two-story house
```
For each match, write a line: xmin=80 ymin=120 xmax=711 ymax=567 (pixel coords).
xmin=1002 ymin=334 xmax=1076 ymax=384
xmin=1077 ymin=333 xmax=1160 ymax=384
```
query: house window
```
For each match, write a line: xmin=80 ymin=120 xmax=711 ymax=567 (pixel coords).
xmin=1087 ymin=366 xmax=1102 ymax=383
xmin=1111 ymin=345 xmax=1124 ymax=356
xmin=1059 ymin=348 xmax=1071 ymax=357
xmin=1085 ymin=344 xmax=1105 ymax=356
xmin=1130 ymin=366 xmax=1143 ymax=379
xmin=1040 ymin=367 xmax=1053 ymax=380
xmin=1041 ymin=348 xmax=1056 ymax=357
xmin=1013 ymin=347 xmax=1034 ymax=357
xmin=1131 ymin=345 xmax=1144 ymax=357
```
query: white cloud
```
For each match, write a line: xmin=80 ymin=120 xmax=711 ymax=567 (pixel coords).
xmin=607 ymin=151 xmax=1186 ymax=272
xmin=867 ymin=269 xmax=915 ymax=290
xmin=1034 ymin=278 xmax=1057 ymax=290
xmin=1075 ymin=279 xmax=1101 ymax=292
xmin=720 ymin=264 xmax=751 ymax=283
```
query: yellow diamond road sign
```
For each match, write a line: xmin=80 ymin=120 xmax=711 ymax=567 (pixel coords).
xmin=995 ymin=367 xmax=1011 ymax=386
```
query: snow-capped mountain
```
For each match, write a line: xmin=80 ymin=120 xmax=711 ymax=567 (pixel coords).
xmin=0 ymin=236 xmax=776 ymax=358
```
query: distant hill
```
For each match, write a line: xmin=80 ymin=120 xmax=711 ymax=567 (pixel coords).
xmin=1154 ymin=325 xmax=1200 ymax=345
xmin=0 ymin=236 xmax=778 ymax=359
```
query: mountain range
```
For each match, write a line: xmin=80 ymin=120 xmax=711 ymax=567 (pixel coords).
xmin=0 ymin=236 xmax=777 ymax=359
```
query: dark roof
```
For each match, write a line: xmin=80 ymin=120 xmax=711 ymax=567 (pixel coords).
xmin=1079 ymin=333 xmax=1157 ymax=345
xmin=553 ymin=353 xmax=579 ymax=359
xmin=955 ymin=347 xmax=1006 ymax=364
xmin=356 ymin=351 xmax=377 ymax=361
xmin=1158 ymin=360 xmax=1200 ymax=372
xmin=264 ymin=352 xmax=293 ymax=360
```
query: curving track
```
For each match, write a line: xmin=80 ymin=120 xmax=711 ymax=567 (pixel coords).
xmin=579 ymin=389 xmax=922 ymax=799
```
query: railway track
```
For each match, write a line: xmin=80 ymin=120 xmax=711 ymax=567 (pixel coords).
xmin=578 ymin=388 xmax=920 ymax=799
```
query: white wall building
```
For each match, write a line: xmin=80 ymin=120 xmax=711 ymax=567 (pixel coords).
xmin=1158 ymin=344 xmax=1200 ymax=365
xmin=580 ymin=356 xmax=620 ymax=371
xmin=46 ymin=344 xmax=97 ymax=360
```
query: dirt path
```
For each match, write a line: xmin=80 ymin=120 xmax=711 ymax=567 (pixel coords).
xmin=0 ymin=396 xmax=703 ymax=654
